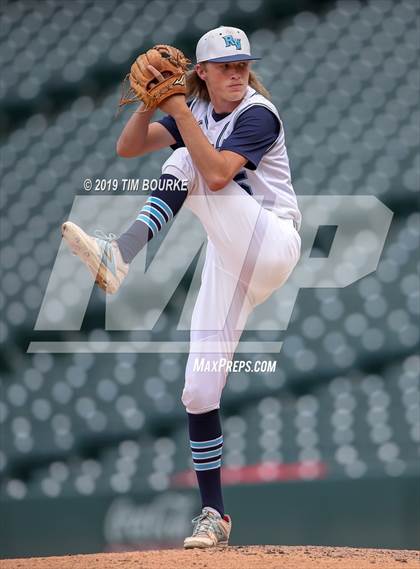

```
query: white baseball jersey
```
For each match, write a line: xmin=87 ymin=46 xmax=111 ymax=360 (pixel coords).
xmin=188 ymin=86 xmax=301 ymax=230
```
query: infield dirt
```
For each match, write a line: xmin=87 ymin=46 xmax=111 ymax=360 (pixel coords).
xmin=1 ymin=545 xmax=419 ymax=569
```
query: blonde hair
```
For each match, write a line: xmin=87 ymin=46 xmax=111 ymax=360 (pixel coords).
xmin=186 ymin=66 xmax=271 ymax=102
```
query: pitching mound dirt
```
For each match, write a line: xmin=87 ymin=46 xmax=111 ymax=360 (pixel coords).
xmin=1 ymin=545 xmax=419 ymax=569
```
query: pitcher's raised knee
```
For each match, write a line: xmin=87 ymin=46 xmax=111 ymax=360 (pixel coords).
xmin=162 ymin=147 xmax=196 ymax=187
xmin=181 ymin=383 xmax=221 ymax=414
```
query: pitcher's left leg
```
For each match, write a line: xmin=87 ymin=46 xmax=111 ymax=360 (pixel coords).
xmin=182 ymin=243 xmax=254 ymax=548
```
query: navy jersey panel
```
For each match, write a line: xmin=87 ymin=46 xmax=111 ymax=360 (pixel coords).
xmin=157 ymin=99 xmax=195 ymax=150
xmin=158 ymin=114 xmax=184 ymax=150
xmin=158 ymin=104 xmax=280 ymax=163
xmin=220 ymin=106 xmax=280 ymax=170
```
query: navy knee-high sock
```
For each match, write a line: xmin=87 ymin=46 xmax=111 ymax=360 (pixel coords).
xmin=188 ymin=409 xmax=224 ymax=517
xmin=116 ymin=174 xmax=188 ymax=264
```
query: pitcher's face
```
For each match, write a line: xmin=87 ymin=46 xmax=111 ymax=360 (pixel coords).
xmin=197 ymin=61 xmax=250 ymax=104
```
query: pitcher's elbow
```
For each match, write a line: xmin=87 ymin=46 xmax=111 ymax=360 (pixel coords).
xmin=207 ymin=176 xmax=228 ymax=191
xmin=116 ymin=140 xmax=142 ymax=158
xmin=116 ymin=143 xmax=130 ymax=158
xmin=116 ymin=140 xmax=127 ymax=157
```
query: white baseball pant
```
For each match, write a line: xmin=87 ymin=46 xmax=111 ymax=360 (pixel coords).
xmin=162 ymin=148 xmax=301 ymax=414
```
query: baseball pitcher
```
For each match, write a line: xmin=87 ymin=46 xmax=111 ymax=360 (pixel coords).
xmin=62 ymin=26 xmax=301 ymax=548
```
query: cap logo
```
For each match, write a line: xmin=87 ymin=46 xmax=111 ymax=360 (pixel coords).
xmin=222 ymin=35 xmax=241 ymax=50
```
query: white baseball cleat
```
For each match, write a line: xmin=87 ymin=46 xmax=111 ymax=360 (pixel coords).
xmin=184 ymin=507 xmax=232 ymax=549
xmin=61 ymin=221 xmax=129 ymax=294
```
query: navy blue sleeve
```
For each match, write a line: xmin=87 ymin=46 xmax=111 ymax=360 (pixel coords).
xmin=220 ymin=106 xmax=280 ymax=170
xmin=157 ymin=114 xmax=185 ymax=150
xmin=157 ymin=100 xmax=197 ymax=150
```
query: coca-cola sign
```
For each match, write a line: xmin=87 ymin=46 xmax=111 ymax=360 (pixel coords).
xmin=104 ymin=492 xmax=197 ymax=544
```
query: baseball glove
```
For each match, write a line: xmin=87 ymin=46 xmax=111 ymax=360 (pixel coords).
xmin=118 ymin=44 xmax=191 ymax=111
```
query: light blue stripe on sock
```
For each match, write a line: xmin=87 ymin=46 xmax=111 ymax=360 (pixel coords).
xmin=137 ymin=214 xmax=158 ymax=236
xmin=194 ymin=459 xmax=222 ymax=471
xmin=192 ymin=448 xmax=222 ymax=460
xmin=143 ymin=204 xmax=166 ymax=228
xmin=190 ymin=435 xmax=223 ymax=450
xmin=148 ymin=196 xmax=173 ymax=220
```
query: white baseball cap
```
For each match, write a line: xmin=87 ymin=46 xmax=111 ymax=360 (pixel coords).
xmin=196 ymin=26 xmax=261 ymax=63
